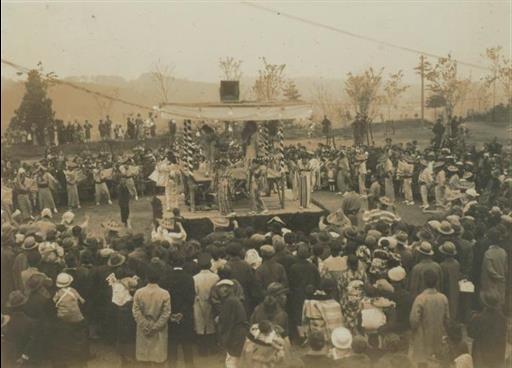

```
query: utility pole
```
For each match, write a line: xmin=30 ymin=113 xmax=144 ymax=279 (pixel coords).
xmin=492 ymin=71 xmax=497 ymax=122
xmin=420 ymin=55 xmax=425 ymax=122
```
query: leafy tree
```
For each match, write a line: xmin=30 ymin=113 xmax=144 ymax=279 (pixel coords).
xmin=423 ymin=54 xmax=471 ymax=117
xmin=344 ymin=67 xmax=383 ymax=117
xmin=252 ymin=57 xmax=287 ymax=101
xmin=383 ymin=70 xmax=409 ymax=121
xmin=483 ymin=46 xmax=512 ymax=108
xmin=219 ymin=57 xmax=243 ymax=81
xmin=425 ymin=94 xmax=446 ymax=120
xmin=426 ymin=94 xmax=446 ymax=108
xmin=12 ymin=68 xmax=56 ymax=145
xmin=283 ymin=80 xmax=301 ymax=101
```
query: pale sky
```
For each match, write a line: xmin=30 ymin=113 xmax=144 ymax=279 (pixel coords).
xmin=1 ymin=1 xmax=510 ymax=83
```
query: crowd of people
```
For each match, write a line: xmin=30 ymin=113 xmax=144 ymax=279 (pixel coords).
xmin=1 ymin=121 xmax=511 ymax=368
xmin=3 ymin=112 xmax=161 ymax=146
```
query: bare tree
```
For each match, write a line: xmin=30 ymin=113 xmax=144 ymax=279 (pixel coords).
xmin=344 ymin=67 xmax=384 ymax=117
xmin=252 ymin=57 xmax=287 ymax=101
xmin=383 ymin=70 xmax=409 ymax=121
xmin=151 ymin=60 xmax=175 ymax=104
xmin=423 ymin=54 xmax=471 ymax=117
xmin=474 ymin=83 xmax=491 ymax=112
xmin=311 ymin=83 xmax=347 ymax=124
xmin=218 ymin=57 xmax=243 ymax=81
xmin=483 ymin=46 xmax=512 ymax=107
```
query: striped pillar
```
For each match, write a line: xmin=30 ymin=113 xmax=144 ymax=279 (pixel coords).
xmin=277 ymin=121 xmax=285 ymax=173
xmin=258 ymin=122 xmax=270 ymax=159
xmin=184 ymin=120 xmax=194 ymax=172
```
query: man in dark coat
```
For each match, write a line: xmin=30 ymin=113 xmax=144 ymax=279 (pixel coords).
xmin=468 ymin=292 xmax=507 ymax=368
xmin=118 ymin=179 xmax=131 ymax=228
xmin=225 ymin=242 xmax=262 ymax=313
xmin=163 ymin=252 xmax=196 ymax=368
xmin=2 ymin=291 xmax=38 ymax=367
xmin=288 ymin=243 xmax=321 ymax=343
xmin=439 ymin=242 xmax=461 ymax=321
xmin=432 ymin=118 xmax=445 ymax=149
xmin=273 ymin=235 xmax=297 ymax=276
xmin=1 ymin=232 xmax=16 ymax=308
xmin=217 ymin=279 xmax=249 ymax=368
xmin=255 ymin=245 xmax=288 ymax=289
xmin=409 ymin=241 xmax=443 ymax=298
xmin=22 ymin=274 xmax=55 ymax=364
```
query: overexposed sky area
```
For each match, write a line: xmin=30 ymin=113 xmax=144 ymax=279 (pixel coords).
xmin=1 ymin=1 xmax=510 ymax=82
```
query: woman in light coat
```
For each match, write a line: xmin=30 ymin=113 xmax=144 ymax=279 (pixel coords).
xmin=132 ymin=270 xmax=171 ymax=364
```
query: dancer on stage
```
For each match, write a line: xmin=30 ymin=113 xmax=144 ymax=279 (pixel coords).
xmin=118 ymin=157 xmax=139 ymax=200
xmin=92 ymin=164 xmax=113 ymax=206
xmin=215 ymin=159 xmax=235 ymax=216
xmin=249 ymin=159 xmax=268 ymax=215
xmin=164 ymin=154 xmax=182 ymax=211
xmin=63 ymin=162 xmax=81 ymax=209
xmin=35 ymin=164 xmax=59 ymax=213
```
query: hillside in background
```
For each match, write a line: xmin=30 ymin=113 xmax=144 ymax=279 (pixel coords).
xmin=2 ymin=71 xmax=482 ymax=133
xmin=1 ymin=74 xmax=219 ymax=132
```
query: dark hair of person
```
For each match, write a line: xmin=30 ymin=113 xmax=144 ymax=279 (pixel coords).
xmin=308 ymin=330 xmax=325 ymax=351
xmin=347 ymin=254 xmax=359 ymax=271
xmin=258 ymin=320 xmax=273 ymax=335
xmin=146 ymin=266 xmax=160 ymax=284
xmin=65 ymin=253 xmax=78 ymax=268
xmin=218 ymin=264 xmax=233 ymax=280
xmin=424 ymin=269 xmax=438 ymax=289
xmin=27 ymin=251 xmax=42 ymax=267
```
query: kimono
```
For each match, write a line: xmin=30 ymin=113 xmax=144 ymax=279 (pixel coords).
xmin=64 ymin=169 xmax=80 ymax=208
xmin=302 ymin=294 xmax=344 ymax=343
xmin=165 ymin=164 xmax=181 ymax=211
xmin=119 ymin=165 xmax=139 ymax=199
xmin=15 ymin=175 xmax=33 ymax=220
xmin=419 ymin=166 xmax=434 ymax=207
xmin=356 ymin=160 xmax=367 ymax=195
xmin=287 ymin=160 xmax=299 ymax=200
xmin=338 ymin=268 xmax=367 ymax=333
xmin=132 ymin=283 xmax=171 ymax=363
xmin=36 ymin=172 xmax=57 ymax=211
xmin=297 ymin=159 xmax=311 ymax=208
xmin=336 ymin=157 xmax=351 ymax=193
xmin=215 ymin=166 xmax=233 ymax=215
xmin=435 ymin=170 xmax=447 ymax=207
xmin=399 ymin=160 xmax=415 ymax=203
xmin=92 ymin=168 xmax=112 ymax=204
xmin=384 ymin=158 xmax=395 ymax=202
xmin=240 ymin=324 xmax=288 ymax=368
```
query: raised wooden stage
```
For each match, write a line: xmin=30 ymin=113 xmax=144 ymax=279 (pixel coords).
xmin=160 ymin=194 xmax=327 ymax=240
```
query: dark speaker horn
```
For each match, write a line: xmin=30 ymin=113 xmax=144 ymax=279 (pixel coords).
xmin=220 ymin=81 xmax=240 ymax=102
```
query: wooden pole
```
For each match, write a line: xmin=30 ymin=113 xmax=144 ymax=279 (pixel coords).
xmin=420 ymin=55 xmax=425 ymax=122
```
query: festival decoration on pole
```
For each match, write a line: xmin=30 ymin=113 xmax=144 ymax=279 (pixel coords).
xmin=183 ymin=120 xmax=194 ymax=172
xmin=277 ymin=121 xmax=285 ymax=173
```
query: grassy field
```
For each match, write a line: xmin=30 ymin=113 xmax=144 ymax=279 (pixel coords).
xmin=286 ymin=119 xmax=510 ymax=150
xmin=3 ymin=119 xmax=509 ymax=161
